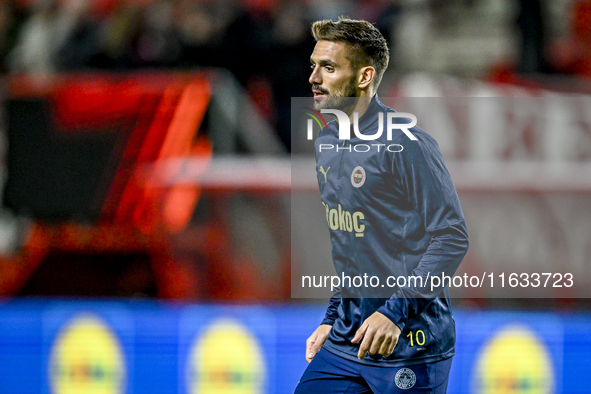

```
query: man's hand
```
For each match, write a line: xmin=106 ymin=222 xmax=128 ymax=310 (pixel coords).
xmin=351 ymin=311 xmax=401 ymax=360
xmin=305 ymin=324 xmax=332 ymax=363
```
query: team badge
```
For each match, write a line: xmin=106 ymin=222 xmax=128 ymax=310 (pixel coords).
xmin=351 ymin=166 xmax=366 ymax=188
xmin=395 ymin=367 xmax=416 ymax=389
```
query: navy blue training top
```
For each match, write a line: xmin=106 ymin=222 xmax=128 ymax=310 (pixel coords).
xmin=314 ymin=96 xmax=469 ymax=367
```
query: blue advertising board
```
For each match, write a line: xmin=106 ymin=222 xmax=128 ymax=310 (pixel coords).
xmin=0 ymin=299 xmax=589 ymax=394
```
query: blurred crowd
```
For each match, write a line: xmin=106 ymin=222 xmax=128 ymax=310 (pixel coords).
xmin=0 ymin=0 xmax=396 ymax=74
xmin=1 ymin=0 xmax=591 ymax=148
xmin=0 ymin=0 xmax=401 ymax=149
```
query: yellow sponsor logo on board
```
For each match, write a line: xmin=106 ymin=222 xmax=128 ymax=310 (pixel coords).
xmin=49 ymin=313 xmax=125 ymax=394
xmin=473 ymin=325 xmax=553 ymax=394
xmin=187 ymin=319 xmax=265 ymax=394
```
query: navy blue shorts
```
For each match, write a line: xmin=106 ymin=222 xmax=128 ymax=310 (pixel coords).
xmin=294 ymin=348 xmax=452 ymax=393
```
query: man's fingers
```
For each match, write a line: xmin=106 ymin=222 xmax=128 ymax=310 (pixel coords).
xmin=306 ymin=334 xmax=317 ymax=362
xmin=351 ymin=322 xmax=368 ymax=343
xmin=357 ymin=329 xmax=375 ymax=360
xmin=378 ymin=336 xmax=392 ymax=356
xmin=305 ymin=325 xmax=332 ymax=363
xmin=306 ymin=345 xmax=318 ymax=362
xmin=386 ymin=337 xmax=398 ymax=357
xmin=368 ymin=333 xmax=384 ymax=355
xmin=307 ymin=343 xmax=319 ymax=357
xmin=380 ymin=335 xmax=398 ymax=357
xmin=388 ymin=340 xmax=397 ymax=356
xmin=353 ymin=321 xmax=370 ymax=360
xmin=306 ymin=352 xmax=315 ymax=362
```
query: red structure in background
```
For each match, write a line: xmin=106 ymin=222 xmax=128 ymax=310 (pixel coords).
xmin=0 ymin=72 xmax=290 ymax=301
xmin=489 ymin=0 xmax=591 ymax=84
xmin=563 ymin=0 xmax=591 ymax=77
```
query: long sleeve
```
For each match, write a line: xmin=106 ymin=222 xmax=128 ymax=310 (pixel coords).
xmin=321 ymin=286 xmax=341 ymax=325
xmin=377 ymin=133 xmax=469 ymax=331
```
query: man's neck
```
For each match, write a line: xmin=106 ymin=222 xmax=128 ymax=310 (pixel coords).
xmin=345 ymin=90 xmax=375 ymax=123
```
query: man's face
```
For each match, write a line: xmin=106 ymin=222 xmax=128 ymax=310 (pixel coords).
xmin=309 ymin=40 xmax=359 ymax=110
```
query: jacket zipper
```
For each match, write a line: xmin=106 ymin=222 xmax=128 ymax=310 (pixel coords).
xmin=338 ymin=139 xmax=347 ymax=179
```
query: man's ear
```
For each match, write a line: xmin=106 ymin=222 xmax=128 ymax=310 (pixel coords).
xmin=357 ymin=66 xmax=376 ymax=89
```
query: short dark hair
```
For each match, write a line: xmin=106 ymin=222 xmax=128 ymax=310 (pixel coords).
xmin=312 ymin=17 xmax=390 ymax=89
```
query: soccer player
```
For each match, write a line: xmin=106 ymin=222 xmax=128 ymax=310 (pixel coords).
xmin=294 ymin=18 xmax=469 ymax=393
